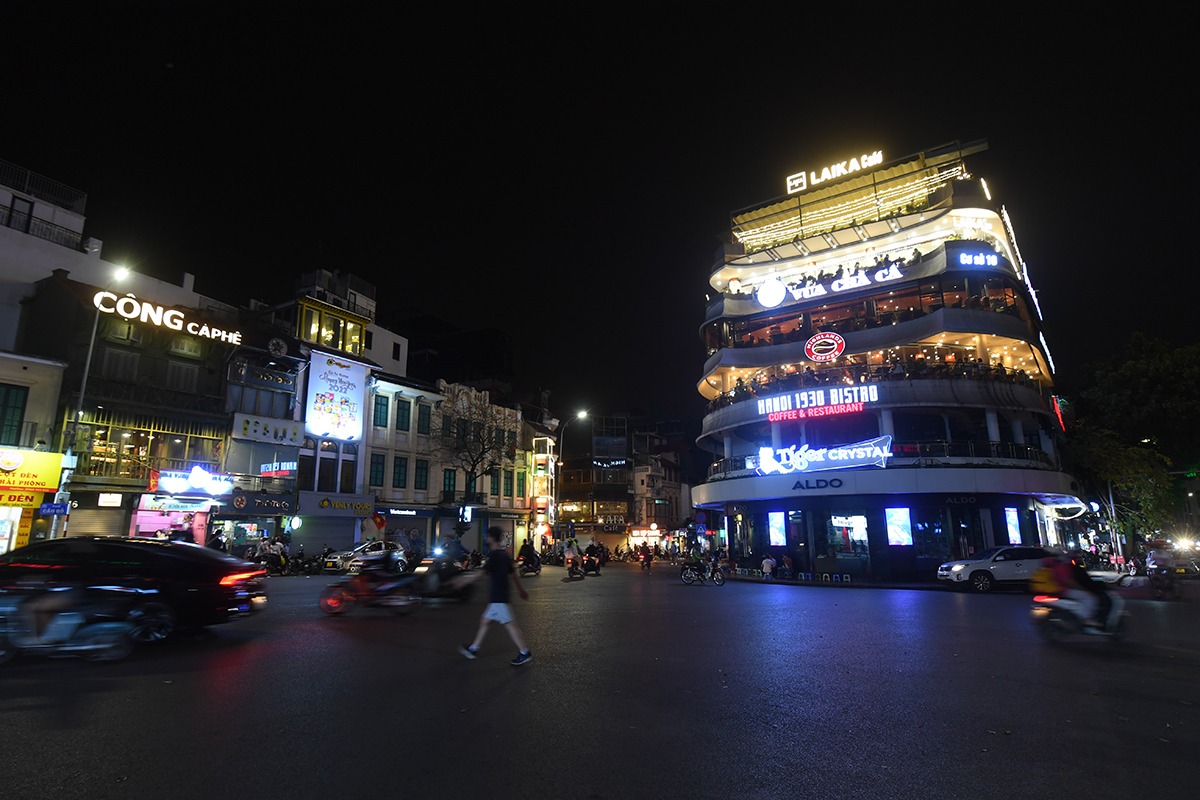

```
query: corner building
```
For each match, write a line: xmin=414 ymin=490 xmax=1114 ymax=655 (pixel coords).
xmin=690 ymin=140 xmax=1084 ymax=582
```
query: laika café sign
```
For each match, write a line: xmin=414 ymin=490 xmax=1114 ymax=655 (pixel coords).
xmin=304 ymin=353 xmax=366 ymax=441
xmin=93 ymin=291 xmax=243 ymax=344
xmin=786 ymin=149 xmax=883 ymax=195
xmin=757 ymin=435 xmax=893 ymax=475
xmin=756 ymin=384 xmax=881 ymax=421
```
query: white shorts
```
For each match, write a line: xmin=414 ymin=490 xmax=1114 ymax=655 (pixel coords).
xmin=482 ymin=603 xmax=513 ymax=624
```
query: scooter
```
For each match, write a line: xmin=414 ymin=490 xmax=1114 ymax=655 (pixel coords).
xmin=1148 ymin=566 xmax=1182 ymax=600
xmin=518 ymin=555 xmax=542 ymax=577
xmin=0 ymin=585 xmax=137 ymax=665
xmin=318 ymin=552 xmax=477 ymax=615
xmin=581 ymin=552 xmax=602 ymax=576
xmin=1030 ymin=590 xmax=1127 ymax=644
xmin=565 ymin=556 xmax=586 ymax=581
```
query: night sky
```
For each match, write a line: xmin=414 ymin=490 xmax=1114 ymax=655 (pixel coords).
xmin=3 ymin=4 xmax=1189 ymax=424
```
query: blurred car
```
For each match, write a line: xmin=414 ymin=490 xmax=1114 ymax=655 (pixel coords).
xmin=0 ymin=536 xmax=267 ymax=643
xmin=936 ymin=545 xmax=1058 ymax=592
xmin=326 ymin=539 xmax=406 ymax=574
xmin=344 ymin=541 xmax=408 ymax=574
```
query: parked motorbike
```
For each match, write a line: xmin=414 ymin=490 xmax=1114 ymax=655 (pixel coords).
xmin=284 ymin=544 xmax=326 ymax=576
xmin=0 ymin=585 xmax=137 ymax=665
xmin=1030 ymin=589 xmax=1126 ymax=644
xmin=680 ymin=559 xmax=726 ymax=586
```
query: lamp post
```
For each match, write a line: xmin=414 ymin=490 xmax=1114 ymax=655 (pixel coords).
xmin=50 ymin=266 xmax=129 ymax=538
xmin=554 ymin=410 xmax=587 ymax=541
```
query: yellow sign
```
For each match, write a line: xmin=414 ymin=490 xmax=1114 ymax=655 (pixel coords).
xmin=15 ymin=508 xmax=32 ymax=549
xmin=0 ymin=450 xmax=64 ymax=492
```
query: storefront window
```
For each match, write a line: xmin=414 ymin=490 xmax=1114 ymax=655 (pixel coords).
xmin=912 ymin=507 xmax=950 ymax=563
xmin=825 ymin=511 xmax=869 ymax=557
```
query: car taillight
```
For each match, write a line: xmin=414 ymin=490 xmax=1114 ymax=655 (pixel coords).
xmin=221 ymin=569 xmax=267 ymax=586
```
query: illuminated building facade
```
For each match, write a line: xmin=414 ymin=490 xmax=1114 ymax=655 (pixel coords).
xmin=691 ymin=140 xmax=1084 ymax=581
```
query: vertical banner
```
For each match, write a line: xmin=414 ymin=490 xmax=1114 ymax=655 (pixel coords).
xmin=304 ymin=353 xmax=368 ymax=441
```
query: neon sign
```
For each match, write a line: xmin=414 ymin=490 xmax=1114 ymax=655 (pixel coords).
xmin=756 ymin=384 xmax=880 ymax=421
xmin=786 ymin=149 xmax=883 ymax=195
xmin=757 ymin=435 xmax=892 ymax=475
xmin=157 ymin=466 xmax=234 ymax=496
xmin=755 ymin=263 xmax=904 ymax=308
xmin=93 ymin=291 xmax=243 ymax=344
xmin=957 ymin=252 xmax=1000 ymax=267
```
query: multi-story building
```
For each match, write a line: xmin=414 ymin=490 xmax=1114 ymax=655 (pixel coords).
xmin=554 ymin=413 xmax=692 ymax=551
xmin=690 ymin=140 xmax=1085 ymax=581
xmin=2 ymin=158 xmax=547 ymax=556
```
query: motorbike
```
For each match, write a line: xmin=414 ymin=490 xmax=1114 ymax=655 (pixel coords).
xmin=581 ymin=551 xmax=602 ymax=576
xmin=680 ymin=559 xmax=726 ymax=586
xmin=285 ymin=544 xmax=326 ymax=576
xmin=1148 ymin=565 xmax=1182 ymax=600
xmin=1030 ymin=589 xmax=1126 ymax=643
xmin=318 ymin=553 xmax=477 ymax=615
xmin=0 ymin=585 xmax=137 ymax=665
xmin=518 ymin=555 xmax=542 ymax=577
xmin=565 ymin=556 xmax=586 ymax=580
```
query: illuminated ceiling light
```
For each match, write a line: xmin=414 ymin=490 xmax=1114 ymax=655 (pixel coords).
xmin=887 ymin=218 xmax=901 ymax=233
xmin=821 ymin=232 xmax=838 ymax=249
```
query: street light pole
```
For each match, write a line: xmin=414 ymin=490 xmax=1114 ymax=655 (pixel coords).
xmin=50 ymin=267 xmax=128 ymax=538
xmin=554 ymin=410 xmax=587 ymax=541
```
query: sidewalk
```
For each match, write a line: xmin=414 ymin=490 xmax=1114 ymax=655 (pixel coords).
xmin=726 ymin=568 xmax=1166 ymax=597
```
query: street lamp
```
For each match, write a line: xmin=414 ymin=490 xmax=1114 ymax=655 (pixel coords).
xmin=50 ymin=266 xmax=129 ymax=538
xmin=554 ymin=410 xmax=587 ymax=540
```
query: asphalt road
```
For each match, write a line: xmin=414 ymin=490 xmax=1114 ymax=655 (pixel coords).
xmin=3 ymin=563 xmax=1197 ymax=800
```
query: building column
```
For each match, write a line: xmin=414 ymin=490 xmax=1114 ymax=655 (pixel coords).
xmin=985 ymin=410 xmax=1001 ymax=442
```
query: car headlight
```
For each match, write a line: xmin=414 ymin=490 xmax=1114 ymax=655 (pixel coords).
xmin=951 ymin=564 xmax=967 ymax=572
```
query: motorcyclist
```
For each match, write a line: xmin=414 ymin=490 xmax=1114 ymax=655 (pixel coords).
xmin=564 ymin=539 xmax=581 ymax=575
xmin=1043 ymin=555 xmax=1101 ymax=627
xmin=584 ymin=541 xmax=600 ymax=574
xmin=518 ymin=538 xmax=540 ymax=570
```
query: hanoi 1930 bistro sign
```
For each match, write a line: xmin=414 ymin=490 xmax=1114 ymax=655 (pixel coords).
xmin=757 ymin=384 xmax=881 ymax=421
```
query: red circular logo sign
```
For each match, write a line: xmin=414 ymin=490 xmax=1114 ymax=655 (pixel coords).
xmin=804 ymin=332 xmax=845 ymax=362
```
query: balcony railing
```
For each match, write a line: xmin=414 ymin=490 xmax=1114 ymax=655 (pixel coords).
xmin=74 ymin=453 xmax=220 ymax=482
xmin=81 ymin=376 xmax=226 ymax=416
xmin=439 ymin=490 xmax=488 ymax=506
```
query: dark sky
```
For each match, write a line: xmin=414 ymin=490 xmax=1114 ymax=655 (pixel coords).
xmin=3 ymin=4 xmax=1190 ymax=423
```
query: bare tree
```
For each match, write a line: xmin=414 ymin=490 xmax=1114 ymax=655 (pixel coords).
xmin=432 ymin=381 xmax=521 ymax=539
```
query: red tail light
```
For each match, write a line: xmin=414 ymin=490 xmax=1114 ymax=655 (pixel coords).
xmin=221 ymin=569 xmax=267 ymax=586
xmin=1032 ymin=594 xmax=1059 ymax=603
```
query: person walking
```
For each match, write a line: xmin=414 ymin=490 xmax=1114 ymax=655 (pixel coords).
xmin=459 ymin=527 xmax=533 ymax=666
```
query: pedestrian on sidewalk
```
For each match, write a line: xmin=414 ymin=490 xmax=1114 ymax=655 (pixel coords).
xmin=459 ymin=527 xmax=533 ymax=666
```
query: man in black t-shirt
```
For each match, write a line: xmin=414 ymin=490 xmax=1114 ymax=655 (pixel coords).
xmin=458 ymin=527 xmax=533 ymax=666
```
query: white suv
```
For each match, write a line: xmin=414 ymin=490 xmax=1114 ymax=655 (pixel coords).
xmin=936 ymin=545 xmax=1057 ymax=592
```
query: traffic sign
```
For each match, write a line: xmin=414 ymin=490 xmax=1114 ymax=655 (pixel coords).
xmin=40 ymin=502 xmax=69 ymax=516
xmin=695 ymin=524 xmax=707 ymax=536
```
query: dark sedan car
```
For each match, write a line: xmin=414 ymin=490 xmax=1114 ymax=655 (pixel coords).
xmin=0 ymin=536 xmax=267 ymax=643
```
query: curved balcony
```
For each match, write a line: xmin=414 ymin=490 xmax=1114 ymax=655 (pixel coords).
xmin=701 ymin=307 xmax=1036 ymax=382
xmin=700 ymin=365 xmax=1048 ymax=445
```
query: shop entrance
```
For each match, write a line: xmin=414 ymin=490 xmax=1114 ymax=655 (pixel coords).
xmin=948 ymin=505 xmax=986 ymax=559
